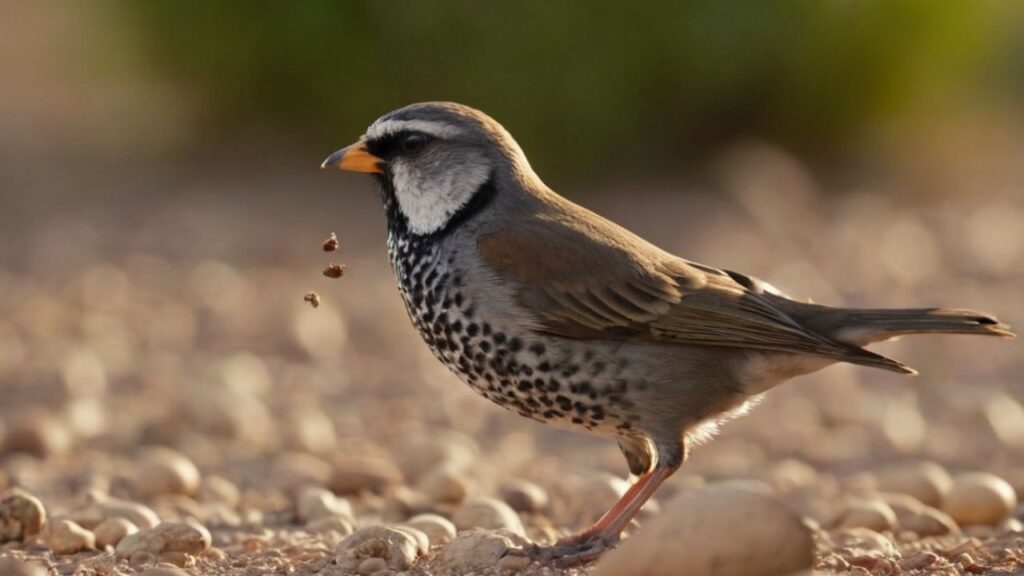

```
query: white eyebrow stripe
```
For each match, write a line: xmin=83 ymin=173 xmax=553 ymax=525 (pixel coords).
xmin=366 ymin=119 xmax=463 ymax=140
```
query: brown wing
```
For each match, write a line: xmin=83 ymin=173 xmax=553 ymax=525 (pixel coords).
xmin=476 ymin=205 xmax=911 ymax=373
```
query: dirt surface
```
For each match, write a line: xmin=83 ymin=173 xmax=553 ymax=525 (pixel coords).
xmin=0 ymin=147 xmax=1021 ymax=575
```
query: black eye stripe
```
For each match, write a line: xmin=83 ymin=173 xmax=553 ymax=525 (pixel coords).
xmin=367 ymin=130 xmax=434 ymax=159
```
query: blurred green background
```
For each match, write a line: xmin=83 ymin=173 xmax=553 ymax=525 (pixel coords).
xmin=6 ymin=1 xmax=1023 ymax=185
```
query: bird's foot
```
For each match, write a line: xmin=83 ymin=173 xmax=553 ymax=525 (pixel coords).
xmin=503 ymin=532 xmax=616 ymax=567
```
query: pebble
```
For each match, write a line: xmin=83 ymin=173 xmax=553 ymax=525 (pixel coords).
xmin=1 ymin=412 xmax=72 ymax=458
xmin=115 ymin=522 xmax=211 ymax=558
xmin=0 ymin=488 xmax=47 ymax=542
xmin=942 ymin=472 xmax=1018 ymax=526
xmin=333 ymin=525 xmax=421 ymax=571
xmin=499 ymin=479 xmax=549 ymax=513
xmin=307 ymin=515 xmax=355 ymax=540
xmin=93 ymin=517 xmax=138 ymax=548
xmin=899 ymin=505 xmax=960 ymax=536
xmin=575 ymin=473 xmax=631 ymax=523
xmin=135 ymin=447 xmax=202 ymax=499
xmin=594 ymin=486 xmax=814 ymax=576
xmin=328 ymin=457 xmax=403 ymax=495
xmin=836 ymin=499 xmax=897 ymax=532
xmin=434 ymin=528 xmax=530 ymax=573
xmin=198 ymin=475 xmax=240 ymax=507
xmin=416 ymin=465 xmax=470 ymax=504
xmin=44 ymin=519 xmax=95 ymax=555
xmin=873 ymin=461 xmax=952 ymax=507
xmin=831 ymin=528 xmax=898 ymax=559
xmin=356 ymin=557 xmax=387 ymax=575
xmin=406 ymin=513 xmax=457 ymax=547
xmin=74 ymin=495 xmax=161 ymax=530
xmin=451 ymin=496 xmax=526 ymax=537
xmin=296 ymin=486 xmax=353 ymax=523
xmin=394 ymin=525 xmax=430 ymax=556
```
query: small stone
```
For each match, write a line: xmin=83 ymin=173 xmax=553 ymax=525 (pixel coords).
xmin=873 ymin=461 xmax=952 ymax=507
xmin=328 ymin=457 xmax=403 ymax=495
xmin=74 ymin=495 xmax=161 ymax=530
xmin=499 ymin=479 xmax=549 ymax=513
xmin=303 ymin=292 xmax=320 ymax=309
xmin=334 ymin=525 xmax=420 ymax=571
xmin=322 ymin=264 xmax=346 ymax=279
xmin=307 ymin=515 xmax=355 ymax=539
xmin=116 ymin=522 xmax=211 ymax=558
xmin=394 ymin=525 xmax=430 ymax=556
xmin=898 ymin=551 xmax=940 ymax=571
xmin=942 ymin=472 xmax=1018 ymax=526
xmin=94 ymin=517 xmax=138 ymax=548
xmin=297 ymin=486 xmax=353 ymax=523
xmin=416 ymin=465 xmax=470 ymax=504
xmin=434 ymin=529 xmax=529 ymax=573
xmin=836 ymin=499 xmax=897 ymax=532
xmin=452 ymin=497 xmax=525 ymax=537
xmin=198 ymin=475 xmax=240 ymax=507
xmin=322 ymin=233 xmax=339 ymax=252
xmin=135 ymin=447 xmax=201 ymax=499
xmin=44 ymin=519 xmax=95 ymax=555
xmin=594 ymin=487 xmax=814 ymax=576
xmin=0 ymin=488 xmax=47 ymax=542
xmin=407 ymin=513 xmax=457 ymax=547
xmin=831 ymin=528 xmax=898 ymax=559
xmin=899 ymin=505 xmax=960 ymax=536
xmin=1 ymin=411 xmax=72 ymax=458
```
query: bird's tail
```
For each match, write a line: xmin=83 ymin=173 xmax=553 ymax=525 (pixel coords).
xmin=782 ymin=304 xmax=1014 ymax=375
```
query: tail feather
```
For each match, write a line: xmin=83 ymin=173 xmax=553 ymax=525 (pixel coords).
xmin=779 ymin=303 xmax=1014 ymax=375
xmin=827 ymin=308 xmax=1015 ymax=344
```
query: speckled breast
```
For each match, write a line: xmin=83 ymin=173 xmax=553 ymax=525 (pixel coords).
xmin=387 ymin=232 xmax=636 ymax=436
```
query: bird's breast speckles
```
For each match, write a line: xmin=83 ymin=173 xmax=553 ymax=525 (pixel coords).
xmin=387 ymin=232 xmax=639 ymax=436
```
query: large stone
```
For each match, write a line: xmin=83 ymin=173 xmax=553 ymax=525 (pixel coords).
xmin=0 ymin=488 xmax=47 ymax=543
xmin=594 ymin=486 xmax=814 ymax=576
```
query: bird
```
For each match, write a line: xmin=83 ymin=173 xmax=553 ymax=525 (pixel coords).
xmin=321 ymin=102 xmax=1015 ymax=565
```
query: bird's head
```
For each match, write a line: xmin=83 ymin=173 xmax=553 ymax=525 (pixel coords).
xmin=322 ymin=102 xmax=534 ymax=236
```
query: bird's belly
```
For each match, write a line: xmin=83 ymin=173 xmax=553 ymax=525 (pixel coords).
xmin=396 ymin=285 xmax=638 ymax=436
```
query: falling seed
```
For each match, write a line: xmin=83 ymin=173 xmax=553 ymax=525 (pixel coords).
xmin=322 ymin=233 xmax=339 ymax=252
xmin=323 ymin=264 xmax=345 ymax=279
xmin=303 ymin=292 xmax=321 ymax=308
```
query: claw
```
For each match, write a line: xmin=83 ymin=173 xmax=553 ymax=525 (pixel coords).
xmin=502 ymin=533 xmax=615 ymax=567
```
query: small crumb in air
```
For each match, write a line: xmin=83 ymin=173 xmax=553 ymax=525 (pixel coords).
xmin=303 ymin=292 xmax=320 ymax=308
xmin=323 ymin=233 xmax=339 ymax=252
xmin=323 ymin=264 xmax=345 ymax=279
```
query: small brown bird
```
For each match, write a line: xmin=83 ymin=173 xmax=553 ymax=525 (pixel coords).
xmin=322 ymin=102 xmax=1014 ymax=564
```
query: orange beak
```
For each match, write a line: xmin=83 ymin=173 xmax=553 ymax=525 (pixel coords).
xmin=321 ymin=138 xmax=384 ymax=173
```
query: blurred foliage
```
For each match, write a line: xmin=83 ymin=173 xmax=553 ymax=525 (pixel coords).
xmin=113 ymin=1 xmax=1017 ymax=177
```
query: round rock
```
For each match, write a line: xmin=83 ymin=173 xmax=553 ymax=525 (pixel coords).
xmin=44 ymin=519 xmax=95 ymax=555
xmin=333 ymin=525 xmax=421 ymax=571
xmin=434 ymin=528 xmax=530 ymax=573
xmin=594 ymin=486 xmax=814 ymax=576
xmin=452 ymin=496 xmax=525 ymax=537
xmin=296 ymin=486 xmax=353 ymax=524
xmin=942 ymin=472 xmax=1018 ymax=526
xmin=836 ymin=499 xmax=897 ymax=532
xmin=94 ymin=516 xmax=138 ymax=548
xmin=116 ymin=521 xmax=211 ymax=558
xmin=135 ymin=447 xmax=201 ymax=499
xmin=407 ymin=513 xmax=457 ymax=547
xmin=500 ymin=479 xmax=549 ymax=513
xmin=0 ymin=488 xmax=47 ymax=543
xmin=873 ymin=461 xmax=952 ymax=507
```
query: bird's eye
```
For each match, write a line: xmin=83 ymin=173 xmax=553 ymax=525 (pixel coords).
xmin=400 ymin=133 xmax=428 ymax=155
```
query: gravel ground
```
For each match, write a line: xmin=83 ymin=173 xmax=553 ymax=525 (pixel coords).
xmin=0 ymin=146 xmax=1021 ymax=575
